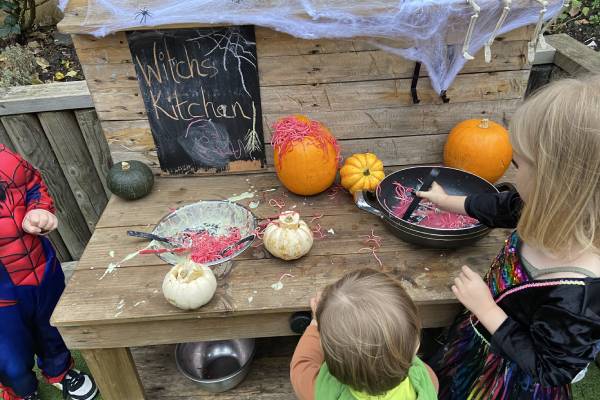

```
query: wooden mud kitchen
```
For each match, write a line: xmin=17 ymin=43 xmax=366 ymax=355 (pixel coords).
xmin=52 ymin=0 xmax=559 ymax=398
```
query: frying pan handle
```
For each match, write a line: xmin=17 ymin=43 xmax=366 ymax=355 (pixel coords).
xmin=353 ymin=191 xmax=385 ymax=218
xmin=495 ymin=182 xmax=516 ymax=193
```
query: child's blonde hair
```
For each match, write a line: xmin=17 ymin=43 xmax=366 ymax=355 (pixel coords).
xmin=316 ymin=268 xmax=420 ymax=395
xmin=509 ymin=76 xmax=600 ymax=255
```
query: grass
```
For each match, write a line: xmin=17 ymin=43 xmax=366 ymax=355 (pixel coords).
xmin=2 ymin=352 xmax=598 ymax=399
xmin=573 ymin=360 xmax=600 ymax=400
xmin=0 ymin=351 xmax=104 ymax=400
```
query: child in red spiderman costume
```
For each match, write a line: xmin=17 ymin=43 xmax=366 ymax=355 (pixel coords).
xmin=0 ymin=145 xmax=97 ymax=400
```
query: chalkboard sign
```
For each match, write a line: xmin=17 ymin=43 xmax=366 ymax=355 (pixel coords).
xmin=128 ymin=26 xmax=266 ymax=174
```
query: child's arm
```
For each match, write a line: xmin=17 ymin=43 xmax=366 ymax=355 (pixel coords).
xmin=22 ymin=158 xmax=54 ymax=214
xmin=14 ymin=152 xmax=58 ymax=234
xmin=453 ymin=266 xmax=599 ymax=386
xmin=417 ymin=182 xmax=522 ymax=228
xmin=423 ymin=362 xmax=439 ymax=393
xmin=290 ymin=321 xmax=323 ymax=400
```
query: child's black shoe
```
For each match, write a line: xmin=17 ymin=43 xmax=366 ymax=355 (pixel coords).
xmin=53 ymin=369 xmax=98 ymax=400
xmin=23 ymin=392 xmax=40 ymax=400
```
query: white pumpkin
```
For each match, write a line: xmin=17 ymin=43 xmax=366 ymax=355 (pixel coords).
xmin=263 ymin=211 xmax=313 ymax=260
xmin=162 ymin=262 xmax=217 ymax=310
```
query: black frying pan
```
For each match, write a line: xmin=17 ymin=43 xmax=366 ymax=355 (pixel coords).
xmin=354 ymin=166 xmax=507 ymax=248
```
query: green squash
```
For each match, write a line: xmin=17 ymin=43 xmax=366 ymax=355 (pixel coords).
xmin=107 ymin=161 xmax=154 ymax=200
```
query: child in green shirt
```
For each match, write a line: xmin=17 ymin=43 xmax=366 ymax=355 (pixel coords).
xmin=291 ymin=268 xmax=439 ymax=399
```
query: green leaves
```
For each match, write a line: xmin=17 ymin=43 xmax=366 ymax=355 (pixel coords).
xmin=0 ymin=0 xmax=21 ymax=39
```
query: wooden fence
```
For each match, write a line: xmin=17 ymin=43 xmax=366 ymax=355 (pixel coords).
xmin=0 ymin=81 xmax=112 ymax=261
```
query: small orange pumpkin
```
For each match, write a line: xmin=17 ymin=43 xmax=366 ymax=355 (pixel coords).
xmin=340 ymin=153 xmax=385 ymax=193
xmin=272 ymin=115 xmax=339 ymax=196
xmin=443 ymin=118 xmax=512 ymax=183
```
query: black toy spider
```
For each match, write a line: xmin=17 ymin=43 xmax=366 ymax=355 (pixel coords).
xmin=135 ymin=7 xmax=152 ymax=24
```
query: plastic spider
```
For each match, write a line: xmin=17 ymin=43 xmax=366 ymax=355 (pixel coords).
xmin=135 ymin=7 xmax=152 ymax=24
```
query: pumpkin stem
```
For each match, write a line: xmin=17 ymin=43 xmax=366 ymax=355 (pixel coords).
xmin=121 ymin=161 xmax=131 ymax=171
xmin=479 ymin=119 xmax=490 ymax=129
xmin=278 ymin=211 xmax=300 ymax=229
xmin=363 ymin=169 xmax=371 ymax=176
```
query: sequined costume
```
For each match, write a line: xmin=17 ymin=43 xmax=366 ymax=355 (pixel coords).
xmin=435 ymin=191 xmax=600 ymax=400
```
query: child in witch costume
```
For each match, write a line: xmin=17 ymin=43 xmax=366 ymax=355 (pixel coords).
xmin=0 ymin=145 xmax=98 ymax=400
xmin=418 ymin=77 xmax=600 ymax=399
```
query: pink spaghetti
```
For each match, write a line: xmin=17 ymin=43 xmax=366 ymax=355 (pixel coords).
xmin=389 ymin=182 xmax=479 ymax=229
xmin=271 ymin=116 xmax=341 ymax=166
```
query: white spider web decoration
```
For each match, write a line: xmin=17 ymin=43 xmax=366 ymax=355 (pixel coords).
xmin=80 ymin=0 xmax=564 ymax=93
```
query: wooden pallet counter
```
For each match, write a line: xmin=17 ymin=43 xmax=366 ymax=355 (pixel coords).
xmin=55 ymin=2 xmax=533 ymax=398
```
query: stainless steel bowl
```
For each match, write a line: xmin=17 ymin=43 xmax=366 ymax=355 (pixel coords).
xmin=175 ymin=339 xmax=255 ymax=393
xmin=151 ymin=200 xmax=257 ymax=278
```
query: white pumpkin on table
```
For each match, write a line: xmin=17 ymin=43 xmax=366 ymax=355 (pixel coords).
xmin=162 ymin=262 xmax=217 ymax=310
xmin=263 ymin=211 xmax=313 ymax=260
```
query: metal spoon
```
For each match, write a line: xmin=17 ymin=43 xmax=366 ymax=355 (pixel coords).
xmin=219 ymin=234 xmax=256 ymax=256
xmin=127 ymin=230 xmax=176 ymax=245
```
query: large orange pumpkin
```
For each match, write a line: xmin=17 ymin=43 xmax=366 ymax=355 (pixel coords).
xmin=443 ymin=118 xmax=512 ymax=183
xmin=272 ymin=115 xmax=339 ymax=196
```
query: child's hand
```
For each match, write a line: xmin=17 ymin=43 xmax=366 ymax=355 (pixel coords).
xmin=452 ymin=265 xmax=495 ymax=316
xmin=22 ymin=209 xmax=58 ymax=235
xmin=417 ymin=182 xmax=449 ymax=207
xmin=452 ymin=265 xmax=508 ymax=335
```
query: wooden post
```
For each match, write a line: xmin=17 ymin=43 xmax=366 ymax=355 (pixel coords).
xmin=0 ymin=122 xmax=15 ymax=151
xmin=38 ymin=111 xmax=107 ymax=233
xmin=81 ymin=348 xmax=146 ymax=400
xmin=74 ymin=109 xmax=113 ymax=198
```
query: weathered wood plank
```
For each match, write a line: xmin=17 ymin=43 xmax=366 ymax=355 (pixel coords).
xmin=545 ymin=34 xmax=600 ymax=76
xmin=99 ymin=98 xmax=521 ymax=170
xmin=72 ymin=27 xmax=531 ymax=64
xmin=0 ymin=121 xmax=15 ymax=151
xmin=48 ymin=230 xmax=72 ymax=262
xmin=38 ymin=111 xmax=108 ymax=232
xmin=57 ymin=302 xmax=462 ymax=348
xmin=76 ymin=220 xmax=511 ymax=274
xmin=1 ymin=114 xmax=90 ymax=257
xmin=81 ymin=348 xmax=145 ymax=400
xmin=53 ymin=244 xmax=499 ymax=329
xmin=74 ymin=109 xmax=113 ymax=197
xmin=76 ymin=37 xmax=528 ymax=86
xmin=0 ymin=81 xmax=93 ymax=116
xmin=89 ymin=69 xmax=529 ymax=122
xmin=88 ymin=167 xmax=514 ymax=230
xmin=62 ymin=260 xmax=78 ymax=283
xmin=134 ymin=343 xmax=297 ymax=400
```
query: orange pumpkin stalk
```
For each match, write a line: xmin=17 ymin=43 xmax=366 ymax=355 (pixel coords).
xmin=443 ymin=118 xmax=512 ymax=183
xmin=272 ymin=115 xmax=340 ymax=196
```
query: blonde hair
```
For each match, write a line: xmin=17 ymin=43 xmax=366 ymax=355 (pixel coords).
xmin=509 ymin=76 xmax=600 ymax=255
xmin=316 ymin=269 xmax=420 ymax=395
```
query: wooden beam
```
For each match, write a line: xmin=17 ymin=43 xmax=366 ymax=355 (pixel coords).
xmin=81 ymin=348 xmax=145 ymax=400
xmin=0 ymin=121 xmax=15 ymax=151
xmin=38 ymin=111 xmax=108 ymax=233
xmin=545 ymin=34 xmax=600 ymax=76
xmin=0 ymin=81 xmax=93 ymax=116
xmin=74 ymin=109 xmax=113 ymax=197
xmin=1 ymin=114 xmax=91 ymax=258
xmin=48 ymin=230 xmax=73 ymax=262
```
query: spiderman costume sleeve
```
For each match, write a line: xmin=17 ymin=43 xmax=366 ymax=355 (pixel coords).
xmin=23 ymin=159 xmax=54 ymax=215
xmin=0 ymin=144 xmax=56 ymax=286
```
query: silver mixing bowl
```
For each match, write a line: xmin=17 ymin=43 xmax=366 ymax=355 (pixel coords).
xmin=151 ymin=200 xmax=256 ymax=278
xmin=175 ymin=338 xmax=255 ymax=393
